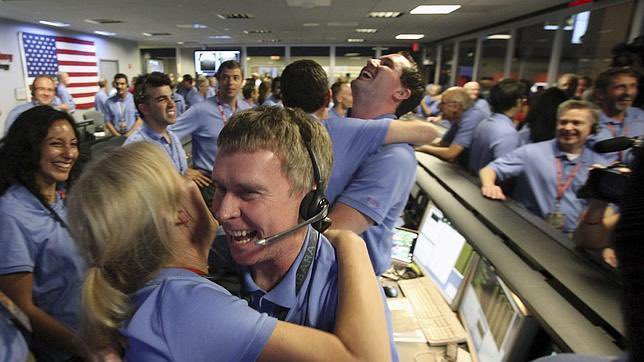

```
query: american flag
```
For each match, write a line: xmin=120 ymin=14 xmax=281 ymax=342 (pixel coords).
xmin=20 ymin=32 xmax=99 ymax=110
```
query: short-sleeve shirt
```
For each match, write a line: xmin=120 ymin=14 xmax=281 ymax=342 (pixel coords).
xmin=474 ymin=98 xmax=492 ymax=116
xmin=185 ymin=87 xmax=205 ymax=108
xmin=323 ymin=115 xmax=391 ymax=202
xmin=468 ymin=113 xmax=520 ymax=174
xmin=588 ymin=107 xmax=644 ymax=164
xmin=103 ymin=93 xmax=139 ymax=134
xmin=172 ymin=92 xmax=186 ymax=116
xmin=0 ymin=184 xmax=85 ymax=361
xmin=170 ymin=97 xmax=251 ymax=173
xmin=441 ymin=106 xmax=488 ymax=149
xmin=488 ymin=140 xmax=608 ymax=233
xmin=240 ymin=227 xmax=399 ymax=361
xmin=122 ymin=268 xmax=276 ymax=361
xmin=124 ymin=124 xmax=188 ymax=175
xmin=336 ymin=143 xmax=416 ymax=275
xmin=56 ymin=84 xmax=76 ymax=112
xmin=94 ymin=90 xmax=109 ymax=114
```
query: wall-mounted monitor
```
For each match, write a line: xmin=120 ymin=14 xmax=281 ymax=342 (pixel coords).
xmin=194 ymin=50 xmax=240 ymax=76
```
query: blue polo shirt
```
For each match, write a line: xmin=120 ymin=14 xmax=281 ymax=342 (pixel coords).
xmin=185 ymin=87 xmax=205 ymax=108
xmin=103 ymin=93 xmax=139 ymax=134
xmin=263 ymin=95 xmax=283 ymax=107
xmin=517 ymin=125 xmax=532 ymax=146
xmin=488 ymin=140 xmax=608 ymax=233
xmin=240 ymin=227 xmax=399 ymax=361
xmin=122 ymin=268 xmax=276 ymax=361
xmin=417 ymin=95 xmax=440 ymax=117
xmin=124 ymin=124 xmax=188 ymax=175
xmin=336 ymin=143 xmax=416 ymax=275
xmin=474 ymin=98 xmax=491 ymax=116
xmin=468 ymin=113 xmax=520 ymax=174
xmin=323 ymin=115 xmax=391 ymax=202
xmin=170 ymin=97 xmax=251 ymax=173
xmin=0 ymin=184 xmax=85 ymax=361
xmin=94 ymin=90 xmax=109 ymax=114
xmin=172 ymin=92 xmax=186 ymax=117
xmin=4 ymin=99 xmax=62 ymax=135
xmin=441 ymin=106 xmax=488 ymax=149
xmin=56 ymin=84 xmax=76 ymax=112
xmin=588 ymin=107 xmax=644 ymax=164
xmin=327 ymin=107 xmax=343 ymax=120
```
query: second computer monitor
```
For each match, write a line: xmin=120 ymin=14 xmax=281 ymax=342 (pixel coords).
xmin=413 ymin=203 xmax=476 ymax=308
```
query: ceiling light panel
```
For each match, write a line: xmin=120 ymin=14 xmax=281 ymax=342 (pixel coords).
xmin=410 ymin=5 xmax=461 ymax=14
xmin=367 ymin=12 xmax=402 ymax=18
xmin=395 ymin=34 xmax=424 ymax=39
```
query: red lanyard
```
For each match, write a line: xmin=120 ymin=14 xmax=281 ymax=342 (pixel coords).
xmin=555 ymin=157 xmax=582 ymax=204
xmin=215 ymin=94 xmax=235 ymax=125
xmin=606 ymin=122 xmax=629 ymax=161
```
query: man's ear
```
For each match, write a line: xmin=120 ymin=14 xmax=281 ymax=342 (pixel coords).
xmin=393 ymin=87 xmax=412 ymax=103
xmin=323 ymin=89 xmax=332 ymax=108
xmin=137 ymin=103 xmax=148 ymax=118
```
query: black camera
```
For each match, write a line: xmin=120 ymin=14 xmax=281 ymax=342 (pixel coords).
xmin=576 ymin=165 xmax=630 ymax=204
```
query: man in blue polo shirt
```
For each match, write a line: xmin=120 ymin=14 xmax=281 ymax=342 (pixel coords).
xmin=56 ymin=72 xmax=75 ymax=113
xmin=103 ymin=73 xmax=142 ymax=137
xmin=170 ymin=60 xmax=250 ymax=186
xmin=589 ymin=67 xmax=644 ymax=164
xmin=212 ymin=106 xmax=345 ymax=336
xmin=4 ymin=75 xmax=61 ymax=135
xmin=480 ymin=100 xmax=608 ymax=234
xmin=417 ymin=87 xmax=488 ymax=167
xmin=464 ymin=81 xmax=492 ymax=116
xmin=468 ymin=79 xmax=524 ymax=174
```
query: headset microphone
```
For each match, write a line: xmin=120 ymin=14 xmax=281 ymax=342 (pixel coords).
xmin=593 ymin=136 xmax=643 ymax=153
xmin=254 ymin=202 xmax=330 ymax=246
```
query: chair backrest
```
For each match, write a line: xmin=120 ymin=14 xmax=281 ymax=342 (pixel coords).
xmin=83 ymin=110 xmax=105 ymax=129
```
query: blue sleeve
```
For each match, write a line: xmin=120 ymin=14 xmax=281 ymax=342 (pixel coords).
xmin=160 ymin=282 xmax=277 ymax=361
xmin=170 ymin=104 xmax=203 ymax=140
xmin=336 ymin=145 xmax=416 ymax=224
xmin=0 ymin=213 xmax=34 ymax=275
xmin=452 ymin=109 xmax=485 ymax=148
xmin=4 ymin=109 xmax=20 ymax=135
xmin=103 ymin=102 xmax=115 ymax=123
xmin=488 ymin=146 xmax=528 ymax=182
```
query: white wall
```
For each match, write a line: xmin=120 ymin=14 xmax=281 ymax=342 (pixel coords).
xmin=0 ymin=17 xmax=141 ymax=132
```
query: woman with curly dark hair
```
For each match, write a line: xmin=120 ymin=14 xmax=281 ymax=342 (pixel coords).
xmin=0 ymin=105 xmax=86 ymax=361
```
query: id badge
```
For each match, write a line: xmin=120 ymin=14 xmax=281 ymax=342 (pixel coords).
xmin=545 ymin=211 xmax=566 ymax=230
xmin=118 ymin=120 xmax=127 ymax=134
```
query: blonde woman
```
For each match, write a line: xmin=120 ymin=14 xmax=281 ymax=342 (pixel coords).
xmin=67 ymin=142 xmax=389 ymax=360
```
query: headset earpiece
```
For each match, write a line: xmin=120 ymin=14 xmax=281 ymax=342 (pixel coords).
xmin=298 ymin=139 xmax=330 ymax=232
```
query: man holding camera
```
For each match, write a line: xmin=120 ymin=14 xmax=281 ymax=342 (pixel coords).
xmin=480 ymin=100 xmax=607 ymax=234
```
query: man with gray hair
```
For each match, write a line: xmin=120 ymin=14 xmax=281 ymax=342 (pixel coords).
xmin=56 ymin=72 xmax=75 ymax=113
xmin=479 ymin=100 xmax=607 ymax=234
xmin=417 ymin=86 xmax=488 ymax=166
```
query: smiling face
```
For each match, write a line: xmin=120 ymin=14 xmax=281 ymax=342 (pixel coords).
xmin=352 ymin=53 xmax=410 ymax=104
xmin=463 ymin=82 xmax=481 ymax=100
xmin=212 ymin=149 xmax=306 ymax=267
xmin=36 ymin=119 xmax=79 ymax=189
xmin=139 ymin=85 xmax=177 ymax=127
xmin=556 ymin=108 xmax=594 ymax=152
xmin=32 ymin=77 xmax=56 ymax=106
xmin=604 ymin=74 xmax=638 ymax=114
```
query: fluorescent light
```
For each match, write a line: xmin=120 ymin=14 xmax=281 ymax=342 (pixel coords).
xmin=344 ymin=52 xmax=360 ymax=57
xmin=356 ymin=28 xmax=378 ymax=33
xmin=303 ymin=23 xmax=319 ymax=27
xmin=487 ymin=34 xmax=511 ymax=40
xmin=410 ymin=5 xmax=461 ymax=14
xmin=177 ymin=41 xmax=185 ymax=44
xmin=39 ymin=20 xmax=70 ymax=27
xmin=142 ymin=32 xmax=153 ymax=37
xmin=395 ymin=34 xmax=424 ymax=40
xmin=94 ymin=31 xmax=116 ymax=36
xmin=347 ymin=38 xmax=365 ymax=43
xmin=208 ymin=35 xmax=232 ymax=39
xmin=176 ymin=24 xmax=208 ymax=29
xmin=368 ymin=11 xmax=402 ymax=18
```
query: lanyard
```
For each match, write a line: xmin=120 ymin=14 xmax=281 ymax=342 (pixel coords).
xmin=215 ymin=94 xmax=234 ymax=125
xmin=23 ymin=184 xmax=68 ymax=229
xmin=241 ymin=230 xmax=319 ymax=321
xmin=606 ymin=122 xmax=629 ymax=161
xmin=555 ymin=157 xmax=582 ymax=206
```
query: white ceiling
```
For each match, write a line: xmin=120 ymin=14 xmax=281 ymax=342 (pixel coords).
xmin=0 ymin=0 xmax=570 ymax=47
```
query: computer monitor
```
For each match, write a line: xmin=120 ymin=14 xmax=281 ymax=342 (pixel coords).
xmin=412 ymin=203 xmax=476 ymax=308
xmin=194 ymin=50 xmax=240 ymax=75
xmin=458 ymin=258 xmax=538 ymax=362
xmin=391 ymin=227 xmax=417 ymax=264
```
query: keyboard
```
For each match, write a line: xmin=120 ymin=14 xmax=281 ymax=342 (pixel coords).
xmin=398 ymin=277 xmax=467 ymax=346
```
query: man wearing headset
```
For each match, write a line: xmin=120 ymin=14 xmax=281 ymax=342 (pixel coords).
xmin=212 ymin=106 xmax=352 ymax=340
xmin=3 ymin=75 xmax=61 ymax=135
xmin=480 ymin=100 xmax=608 ymax=234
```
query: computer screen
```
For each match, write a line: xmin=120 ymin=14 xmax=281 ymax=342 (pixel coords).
xmin=194 ymin=50 xmax=240 ymax=75
xmin=412 ymin=204 xmax=475 ymax=305
xmin=391 ymin=227 xmax=417 ymax=264
xmin=459 ymin=258 xmax=537 ymax=362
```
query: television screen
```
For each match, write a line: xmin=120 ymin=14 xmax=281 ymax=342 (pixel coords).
xmin=194 ymin=50 xmax=240 ymax=75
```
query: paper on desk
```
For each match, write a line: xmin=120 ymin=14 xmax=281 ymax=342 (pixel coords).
xmin=388 ymin=297 xmax=427 ymax=343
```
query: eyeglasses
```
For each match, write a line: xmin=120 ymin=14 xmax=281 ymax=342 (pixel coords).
xmin=34 ymin=87 xmax=55 ymax=92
